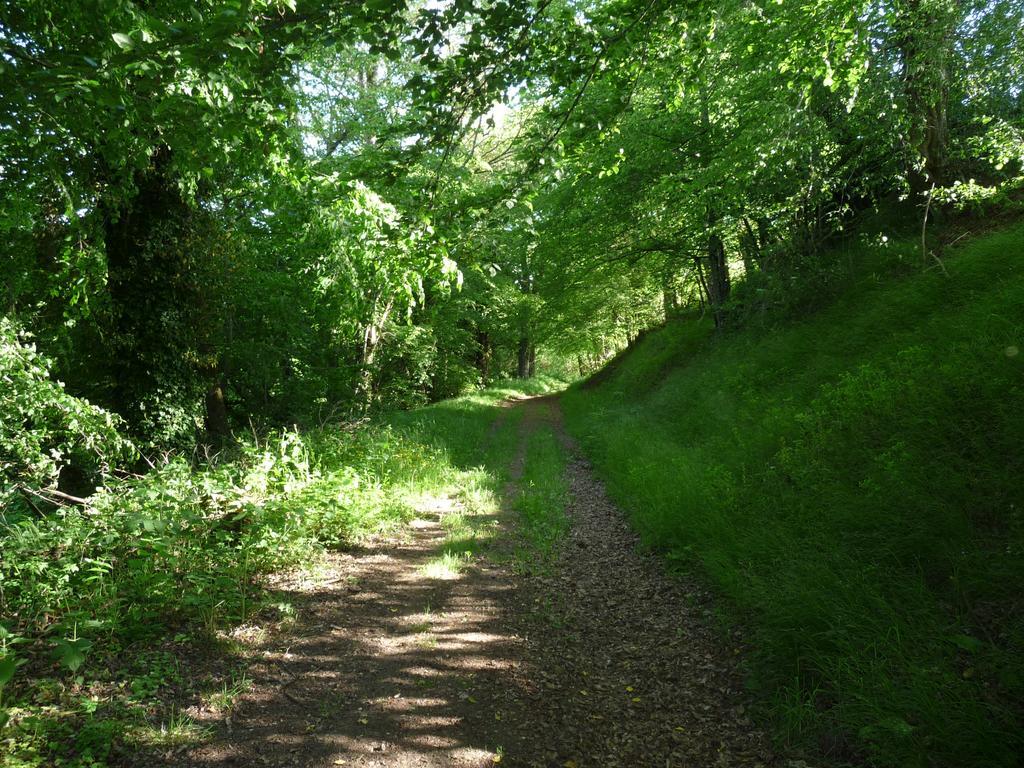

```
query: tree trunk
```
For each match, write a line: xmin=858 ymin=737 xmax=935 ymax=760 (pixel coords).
xmin=899 ymin=0 xmax=957 ymax=191
xmin=697 ymin=62 xmax=730 ymax=329
xmin=662 ymin=265 xmax=679 ymax=320
xmin=528 ymin=344 xmax=536 ymax=378
xmin=358 ymin=323 xmax=380 ymax=409
xmin=102 ymin=146 xmax=209 ymax=436
xmin=907 ymin=64 xmax=950 ymax=190
xmin=204 ymin=380 xmax=230 ymax=442
xmin=757 ymin=217 xmax=774 ymax=272
xmin=517 ymin=336 xmax=530 ymax=379
xmin=704 ymin=209 xmax=731 ymax=329
xmin=739 ymin=217 xmax=762 ymax=274
xmin=476 ymin=331 xmax=491 ymax=385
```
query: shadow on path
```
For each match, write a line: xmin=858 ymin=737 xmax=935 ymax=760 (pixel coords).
xmin=145 ymin=396 xmax=778 ymax=768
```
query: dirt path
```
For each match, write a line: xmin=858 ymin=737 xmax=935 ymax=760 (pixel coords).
xmin=504 ymin=398 xmax=776 ymax=767
xmin=166 ymin=397 xmax=777 ymax=768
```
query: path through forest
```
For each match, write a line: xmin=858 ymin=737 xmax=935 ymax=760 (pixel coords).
xmin=164 ymin=398 xmax=777 ymax=768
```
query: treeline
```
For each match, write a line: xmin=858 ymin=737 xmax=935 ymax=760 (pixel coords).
xmin=513 ymin=0 xmax=1024 ymax=348
xmin=2 ymin=1 xmax=524 ymax=467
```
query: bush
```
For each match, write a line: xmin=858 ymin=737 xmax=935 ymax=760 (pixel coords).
xmin=0 ymin=317 xmax=133 ymax=512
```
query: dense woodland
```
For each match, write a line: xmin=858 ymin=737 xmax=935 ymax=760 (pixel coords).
xmin=2 ymin=0 xmax=1024 ymax=766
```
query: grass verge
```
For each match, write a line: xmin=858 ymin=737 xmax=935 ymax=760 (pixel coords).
xmin=512 ymin=423 xmax=570 ymax=575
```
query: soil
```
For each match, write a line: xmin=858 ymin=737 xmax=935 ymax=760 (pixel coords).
xmin=139 ymin=397 xmax=779 ymax=768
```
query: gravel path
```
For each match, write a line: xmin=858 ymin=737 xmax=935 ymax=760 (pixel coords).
xmin=157 ymin=397 xmax=778 ymax=768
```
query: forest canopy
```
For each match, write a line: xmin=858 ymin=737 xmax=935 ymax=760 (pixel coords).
xmin=2 ymin=0 xmax=1022 ymax=455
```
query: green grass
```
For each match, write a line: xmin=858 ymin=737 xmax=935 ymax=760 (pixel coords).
xmin=513 ymin=422 xmax=570 ymax=574
xmin=562 ymin=223 xmax=1024 ymax=767
xmin=421 ymin=550 xmax=473 ymax=579
xmin=201 ymin=670 xmax=251 ymax=715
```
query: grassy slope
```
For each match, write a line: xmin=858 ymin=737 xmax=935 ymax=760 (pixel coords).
xmin=562 ymin=223 xmax=1024 ymax=767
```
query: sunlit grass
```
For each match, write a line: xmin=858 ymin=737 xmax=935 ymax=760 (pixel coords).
xmin=0 ymin=376 xmax=563 ymax=768
xmin=513 ymin=425 xmax=570 ymax=574
xmin=127 ymin=707 xmax=212 ymax=749
xmin=421 ymin=550 xmax=472 ymax=580
xmin=201 ymin=671 xmax=251 ymax=715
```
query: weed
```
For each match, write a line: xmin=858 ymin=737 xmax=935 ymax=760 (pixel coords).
xmin=129 ymin=706 xmax=210 ymax=748
xmin=421 ymin=551 xmax=472 ymax=579
xmin=0 ymin=376 xmax=562 ymax=767
xmin=202 ymin=670 xmax=251 ymax=714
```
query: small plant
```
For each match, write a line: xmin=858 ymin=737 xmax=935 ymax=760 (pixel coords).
xmin=0 ymin=627 xmax=26 ymax=729
xmin=411 ymin=603 xmax=434 ymax=634
xmin=421 ymin=551 xmax=472 ymax=580
xmin=203 ymin=670 xmax=251 ymax=714
xmin=135 ymin=706 xmax=211 ymax=748
xmin=129 ymin=652 xmax=181 ymax=702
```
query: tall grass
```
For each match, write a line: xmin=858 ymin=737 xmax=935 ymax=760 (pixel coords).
xmin=562 ymin=224 xmax=1024 ymax=767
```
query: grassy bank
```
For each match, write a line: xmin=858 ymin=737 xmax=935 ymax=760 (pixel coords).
xmin=0 ymin=376 xmax=560 ymax=768
xmin=562 ymin=224 xmax=1024 ymax=767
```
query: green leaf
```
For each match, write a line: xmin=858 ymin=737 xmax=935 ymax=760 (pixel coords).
xmin=54 ymin=638 xmax=93 ymax=673
xmin=0 ymin=654 xmax=18 ymax=687
xmin=950 ymin=634 xmax=983 ymax=653
xmin=112 ymin=32 xmax=135 ymax=51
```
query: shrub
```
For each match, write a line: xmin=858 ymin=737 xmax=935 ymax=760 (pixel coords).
xmin=0 ymin=317 xmax=133 ymax=513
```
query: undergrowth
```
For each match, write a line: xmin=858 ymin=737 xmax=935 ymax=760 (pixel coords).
xmin=563 ymin=223 xmax=1024 ymax=767
xmin=0 ymin=375 xmax=561 ymax=767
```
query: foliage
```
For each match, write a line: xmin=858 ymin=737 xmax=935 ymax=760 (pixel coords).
xmin=2 ymin=0 xmax=1023 ymax=765
xmin=0 ymin=318 xmax=133 ymax=510
xmin=0 ymin=377 xmax=559 ymax=766
xmin=4 ymin=0 xmax=1020 ymax=438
